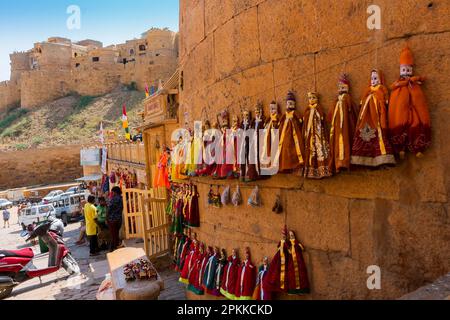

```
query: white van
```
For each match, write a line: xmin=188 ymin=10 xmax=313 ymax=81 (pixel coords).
xmin=19 ymin=204 xmax=56 ymax=227
xmin=55 ymin=191 xmax=90 ymax=223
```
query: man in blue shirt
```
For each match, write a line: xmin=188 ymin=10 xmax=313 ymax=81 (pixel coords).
xmin=107 ymin=187 xmax=124 ymax=252
xmin=3 ymin=209 xmax=10 ymax=228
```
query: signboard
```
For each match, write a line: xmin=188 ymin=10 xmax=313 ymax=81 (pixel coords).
xmin=80 ymin=148 xmax=101 ymax=166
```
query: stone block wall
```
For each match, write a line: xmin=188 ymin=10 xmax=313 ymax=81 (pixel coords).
xmin=0 ymin=145 xmax=83 ymax=190
xmin=179 ymin=0 xmax=450 ymax=299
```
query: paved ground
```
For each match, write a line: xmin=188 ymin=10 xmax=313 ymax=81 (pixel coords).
xmin=1 ymin=207 xmax=186 ymax=300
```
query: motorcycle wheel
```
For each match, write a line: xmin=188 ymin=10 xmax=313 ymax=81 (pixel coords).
xmin=0 ymin=286 xmax=13 ymax=300
xmin=62 ymin=254 xmax=81 ymax=275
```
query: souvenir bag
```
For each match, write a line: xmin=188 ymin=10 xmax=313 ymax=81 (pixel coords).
xmin=221 ymin=185 xmax=231 ymax=206
xmin=248 ymin=186 xmax=261 ymax=207
xmin=231 ymin=185 xmax=242 ymax=206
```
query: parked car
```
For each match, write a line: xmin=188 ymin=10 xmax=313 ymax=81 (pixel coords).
xmin=53 ymin=191 xmax=90 ymax=224
xmin=42 ymin=190 xmax=64 ymax=204
xmin=65 ymin=186 xmax=82 ymax=194
xmin=19 ymin=204 xmax=56 ymax=227
xmin=0 ymin=199 xmax=13 ymax=209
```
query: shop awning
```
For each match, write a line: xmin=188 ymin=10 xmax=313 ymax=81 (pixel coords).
xmin=75 ymin=174 xmax=103 ymax=182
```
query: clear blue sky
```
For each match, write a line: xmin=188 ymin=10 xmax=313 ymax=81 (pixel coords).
xmin=0 ymin=0 xmax=179 ymax=81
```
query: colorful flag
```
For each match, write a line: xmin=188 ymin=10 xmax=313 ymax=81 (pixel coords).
xmin=122 ymin=104 xmax=131 ymax=140
xmin=145 ymin=84 xmax=150 ymax=98
xmin=99 ymin=122 xmax=105 ymax=144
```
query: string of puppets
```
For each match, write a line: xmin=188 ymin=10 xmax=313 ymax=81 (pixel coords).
xmin=153 ymin=46 xmax=431 ymax=188
xmin=155 ymin=46 xmax=431 ymax=299
xmin=172 ymin=226 xmax=309 ymax=300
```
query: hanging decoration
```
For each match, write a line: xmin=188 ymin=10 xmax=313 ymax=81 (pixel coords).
xmin=231 ymin=185 xmax=242 ymax=206
xmin=388 ymin=46 xmax=431 ymax=158
xmin=247 ymin=186 xmax=261 ymax=207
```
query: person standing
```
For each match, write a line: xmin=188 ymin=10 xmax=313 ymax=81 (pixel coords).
xmin=107 ymin=187 xmax=123 ymax=252
xmin=2 ymin=208 xmax=10 ymax=228
xmin=85 ymin=195 xmax=99 ymax=256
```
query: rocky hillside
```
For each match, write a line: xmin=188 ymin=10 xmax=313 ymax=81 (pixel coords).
xmin=0 ymin=86 xmax=145 ymax=151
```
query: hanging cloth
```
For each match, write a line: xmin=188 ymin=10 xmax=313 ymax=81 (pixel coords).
xmin=247 ymin=186 xmax=261 ymax=207
xmin=221 ymin=185 xmax=231 ymax=206
xmin=231 ymin=185 xmax=242 ymax=206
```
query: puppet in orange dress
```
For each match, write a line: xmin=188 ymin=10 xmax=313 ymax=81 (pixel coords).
xmin=328 ymin=74 xmax=359 ymax=173
xmin=352 ymin=70 xmax=396 ymax=167
xmin=273 ymin=91 xmax=305 ymax=173
xmin=388 ymin=46 xmax=431 ymax=158
xmin=153 ymin=147 xmax=171 ymax=189
xmin=302 ymin=92 xmax=332 ymax=179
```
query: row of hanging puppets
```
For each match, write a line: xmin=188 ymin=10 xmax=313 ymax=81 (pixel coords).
xmin=153 ymin=46 xmax=431 ymax=185
xmin=173 ymin=226 xmax=309 ymax=300
xmin=167 ymin=183 xmax=278 ymax=233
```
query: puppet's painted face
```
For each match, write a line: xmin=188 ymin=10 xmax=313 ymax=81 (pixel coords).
xmin=286 ymin=100 xmax=296 ymax=111
xmin=338 ymin=83 xmax=349 ymax=94
xmin=269 ymin=103 xmax=278 ymax=115
xmin=289 ymin=230 xmax=296 ymax=240
xmin=308 ymin=93 xmax=318 ymax=106
xmin=245 ymin=249 xmax=250 ymax=260
xmin=400 ymin=64 xmax=413 ymax=78
xmin=232 ymin=249 xmax=237 ymax=257
xmin=242 ymin=111 xmax=250 ymax=122
xmin=371 ymin=71 xmax=381 ymax=86
xmin=263 ymin=256 xmax=269 ymax=266
xmin=255 ymin=106 xmax=262 ymax=118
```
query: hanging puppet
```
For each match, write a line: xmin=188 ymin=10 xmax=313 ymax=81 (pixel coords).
xmin=197 ymin=120 xmax=218 ymax=176
xmin=202 ymin=247 xmax=220 ymax=294
xmin=210 ymin=249 xmax=227 ymax=297
xmin=388 ymin=46 xmax=431 ymax=158
xmin=274 ymin=92 xmax=305 ymax=173
xmin=253 ymin=257 xmax=271 ymax=301
xmin=253 ymin=102 xmax=266 ymax=177
xmin=302 ymin=92 xmax=332 ymax=179
xmin=287 ymin=230 xmax=310 ymax=295
xmin=187 ymin=184 xmax=200 ymax=228
xmin=220 ymin=248 xmax=240 ymax=300
xmin=234 ymin=247 xmax=257 ymax=300
xmin=262 ymin=101 xmax=281 ymax=171
xmin=179 ymin=235 xmax=199 ymax=285
xmin=265 ymin=226 xmax=290 ymax=293
xmin=328 ymin=73 xmax=359 ymax=173
xmin=240 ymin=109 xmax=258 ymax=182
xmin=351 ymin=69 xmax=396 ymax=167
xmin=213 ymin=111 xmax=237 ymax=179
xmin=153 ymin=146 xmax=171 ymax=189
xmin=187 ymin=243 xmax=207 ymax=295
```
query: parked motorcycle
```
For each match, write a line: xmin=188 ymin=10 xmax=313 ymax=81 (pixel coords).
xmin=0 ymin=221 xmax=80 ymax=300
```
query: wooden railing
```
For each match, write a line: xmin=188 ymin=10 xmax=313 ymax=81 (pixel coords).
xmin=106 ymin=141 xmax=145 ymax=165
xmin=122 ymin=188 xmax=170 ymax=260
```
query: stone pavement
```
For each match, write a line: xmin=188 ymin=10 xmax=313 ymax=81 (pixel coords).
xmin=399 ymin=273 xmax=450 ymax=300
xmin=1 ymin=207 xmax=186 ymax=300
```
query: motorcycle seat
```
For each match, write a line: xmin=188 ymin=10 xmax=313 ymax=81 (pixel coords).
xmin=0 ymin=248 xmax=34 ymax=258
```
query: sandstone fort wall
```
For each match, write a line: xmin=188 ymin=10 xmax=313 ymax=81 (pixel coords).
xmin=179 ymin=0 xmax=450 ymax=299
xmin=0 ymin=145 xmax=83 ymax=190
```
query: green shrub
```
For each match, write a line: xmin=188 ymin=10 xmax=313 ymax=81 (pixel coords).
xmin=32 ymin=136 xmax=44 ymax=146
xmin=0 ymin=116 xmax=31 ymax=138
xmin=76 ymin=96 xmax=96 ymax=110
xmin=15 ymin=143 xmax=28 ymax=150
xmin=127 ymin=82 xmax=138 ymax=91
xmin=0 ymin=108 xmax=29 ymax=133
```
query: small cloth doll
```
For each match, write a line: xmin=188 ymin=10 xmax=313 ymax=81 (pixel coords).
xmin=240 ymin=109 xmax=258 ymax=182
xmin=234 ymin=247 xmax=257 ymax=300
xmin=287 ymin=230 xmax=310 ymax=295
xmin=253 ymin=257 xmax=271 ymax=300
xmin=262 ymin=101 xmax=280 ymax=172
xmin=302 ymin=92 xmax=333 ymax=179
xmin=231 ymin=185 xmax=242 ymax=206
xmin=274 ymin=91 xmax=305 ymax=173
xmin=221 ymin=185 xmax=231 ymax=206
xmin=388 ymin=46 xmax=431 ymax=158
xmin=210 ymin=249 xmax=227 ymax=297
xmin=124 ymin=264 xmax=135 ymax=282
xmin=351 ymin=69 xmax=396 ymax=167
xmin=187 ymin=243 xmax=206 ymax=295
xmin=328 ymin=73 xmax=359 ymax=173
xmin=220 ymin=249 xmax=240 ymax=300
xmin=272 ymin=195 xmax=283 ymax=214
xmin=203 ymin=247 xmax=220 ymax=293
xmin=179 ymin=236 xmax=198 ymax=285
xmin=265 ymin=226 xmax=290 ymax=293
xmin=187 ymin=184 xmax=200 ymax=228
xmin=248 ymin=186 xmax=261 ymax=207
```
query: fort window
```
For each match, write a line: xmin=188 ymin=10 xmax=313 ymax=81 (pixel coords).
xmin=130 ymin=49 xmax=135 ymax=56
xmin=155 ymin=53 xmax=160 ymax=57
xmin=139 ymin=45 xmax=146 ymax=51
xmin=75 ymin=63 xmax=80 ymax=68
xmin=92 ymin=57 xmax=100 ymax=62
xmin=74 ymin=52 xmax=78 ymax=58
